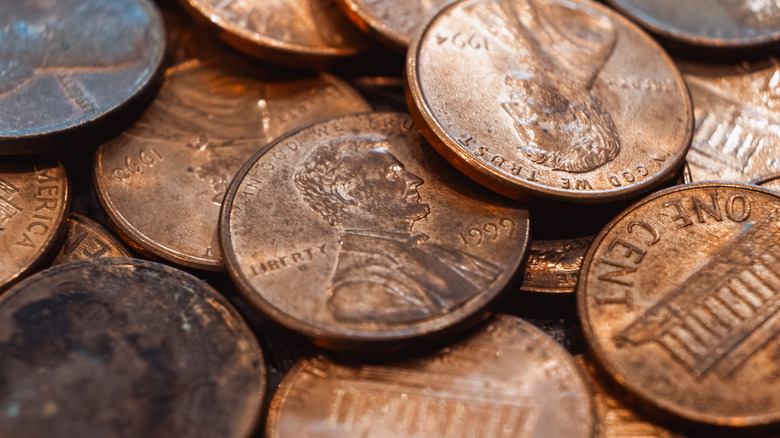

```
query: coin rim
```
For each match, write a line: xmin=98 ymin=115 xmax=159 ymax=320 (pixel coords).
xmin=333 ymin=0 xmax=411 ymax=52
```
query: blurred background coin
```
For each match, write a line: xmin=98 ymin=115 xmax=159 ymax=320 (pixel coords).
xmin=755 ymin=172 xmax=780 ymax=192
xmin=519 ymin=236 xmax=593 ymax=294
xmin=51 ymin=213 xmax=131 ymax=265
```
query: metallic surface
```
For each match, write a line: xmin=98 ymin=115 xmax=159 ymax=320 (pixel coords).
xmin=221 ymin=112 xmax=530 ymax=350
xmin=519 ymin=236 xmax=593 ymax=294
xmin=0 ymin=0 xmax=165 ymax=155
xmin=578 ymin=183 xmax=780 ymax=426
xmin=0 ymin=161 xmax=69 ymax=293
xmin=267 ymin=314 xmax=594 ymax=437
xmin=755 ymin=172 xmax=780 ymax=192
xmin=95 ymin=59 xmax=369 ymax=271
xmin=406 ymin=0 xmax=693 ymax=203
xmin=52 ymin=213 xmax=131 ymax=265
xmin=0 ymin=258 xmax=266 ymax=438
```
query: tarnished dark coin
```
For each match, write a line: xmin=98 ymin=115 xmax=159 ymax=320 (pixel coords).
xmin=177 ymin=0 xmax=368 ymax=68
xmin=220 ymin=112 xmax=530 ymax=350
xmin=267 ymin=314 xmax=594 ymax=437
xmin=95 ymin=59 xmax=369 ymax=271
xmin=0 ymin=161 xmax=69 ymax=293
xmin=0 ymin=258 xmax=266 ymax=438
xmin=606 ymin=0 xmax=780 ymax=51
xmin=0 ymin=0 xmax=166 ymax=155
xmin=51 ymin=213 xmax=131 ymax=265
xmin=406 ymin=0 xmax=693 ymax=203
xmin=519 ymin=237 xmax=593 ymax=294
xmin=578 ymin=183 xmax=780 ymax=427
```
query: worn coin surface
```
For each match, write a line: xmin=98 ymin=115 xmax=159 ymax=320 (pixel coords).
xmin=177 ymin=0 xmax=368 ymax=68
xmin=578 ymin=183 xmax=780 ymax=426
xmin=0 ymin=0 xmax=166 ymax=155
xmin=519 ymin=236 xmax=593 ymax=294
xmin=0 ymin=161 xmax=69 ymax=293
xmin=755 ymin=173 xmax=780 ymax=192
xmin=406 ymin=0 xmax=693 ymax=203
xmin=0 ymin=258 xmax=266 ymax=438
xmin=267 ymin=314 xmax=594 ymax=437
xmin=606 ymin=0 xmax=780 ymax=50
xmin=51 ymin=213 xmax=131 ymax=265
xmin=95 ymin=59 xmax=369 ymax=271
xmin=221 ymin=112 xmax=530 ymax=350
xmin=681 ymin=59 xmax=780 ymax=184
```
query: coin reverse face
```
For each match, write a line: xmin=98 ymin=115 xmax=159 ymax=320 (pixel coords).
xmin=578 ymin=183 xmax=780 ymax=426
xmin=267 ymin=315 xmax=594 ymax=437
xmin=0 ymin=0 xmax=165 ymax=155
xmin=221 ymin=113 xmax=530 ymax=350
xmin=0 ymin=258 xmax=266 ymax=438
xmin=51 ymin=213 xmax=131 ymax=265
xmin=406 ymin=0 xmax=693 ymax=202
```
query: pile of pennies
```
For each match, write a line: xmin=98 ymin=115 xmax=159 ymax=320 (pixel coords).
xmin=3 ymin=0 xmax=780 ymax=436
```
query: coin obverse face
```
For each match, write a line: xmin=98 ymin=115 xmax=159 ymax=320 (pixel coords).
xmin=51 ymin=214 xmax=131 ymax=266
xmin=267 ymin=315 xmax=594 ymax=438
xmin=406 ymin=0 xmax=693 ymax=203
xmin=0 ymin=0 xmax=165 ymax=155
xmin=578 ymin=183 xmax=780 ymax=427
xmin=0 ymin=258 xmax=266 ymax=438
xmin=221 ymin=112 xmax=530 ymax=350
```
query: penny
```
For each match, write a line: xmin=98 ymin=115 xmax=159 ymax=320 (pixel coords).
xmin=267 ymin=314 xmax=594 ymax=437
xmin=221 ymin=112 xmax=530 ymax=350
xmin=755 ymin=173 xmax=780 ymax=192
xmin=519 ymin=236 xmax=593 ymax=294
xmin=0 ymin=161 xmax=69 ymax=293
xmin=161 ymin=0 xmax=233 ymax=64
xmin=95 ymin=59 xmax=369 ymax=271
xmin=606 ymin=0 xmax=780 ymax=51
xmin=578 ymin=182 xmax=780 ymax=426
xmin=681 ymin=59 xmax=780 ymax=184
xmin=334 ymin=0 xmax=454 ymax=51
xmin=406 ymin=0 xmax=693 ymax=203
xmin=0 ymin=0 xmax=166 ymax=155
xmin=176 ymin=0 xmax=369 ymax=68
xmin=51 ymin=213 xmax=131 ymax=266
xmin=0 ymin=258 xmax=266 ymax=438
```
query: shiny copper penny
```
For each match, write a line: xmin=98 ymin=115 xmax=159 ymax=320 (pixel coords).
xmin=51 ymin=213 xmax=131 ymax=265
xmin=0 ymin=258 xmax=266 ymax=438
xmin=334 ymin=0 xmax=455 ymax=51
xmin=0 ymin=0 xmax=165 ymax=155
xmin=221 ymin=112 xmax=530 ymax=350
xmin=519 ymin=236 xmax=593 ymax=294
xmin=267 ymin=314 xmax=594 ymax=437
xmin=681 ymin=59 xmax=780 ymax=184
xmin=0 ymin=161 xmax=69 ymax=293
xmin=606 ymin=0 xmax=780 ymax=50
xmin=161 ymin=0 xmax=232 ymax=64
xmin=578 ymin=183 xmax=780 ymax=427
xmin=177 ymin=0 xmax=368 ymax=68
xmin=406 ymin=0 xmax=693 ymax=203
xmin=95 ymin=59 xmax=369 ymax=271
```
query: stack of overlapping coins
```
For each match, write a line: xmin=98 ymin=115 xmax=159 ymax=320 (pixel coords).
xmin=2 ymin=0 xmax=780 ymax=436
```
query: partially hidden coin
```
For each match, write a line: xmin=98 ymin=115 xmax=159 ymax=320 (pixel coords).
xmin=519 ymin=236 xmax=593 ymax=294
xmin=267 ymin=314 xmax=594 ymax=437
xmin=176 ymin=0 xmax=369 ymax=68
xmin=755 ymin=173 xmax=780 ymax=193
xmin=0 ymin=161 xmax=69 ymax=293
xmin=406 ymin=0 xmax=693 ymax=203
xmin=51 ymin=213 xmax=131 ymax=266
xmin=161 ymin=0 xmax=233 ymax=64
xmin=95 ymin=59 xmax=369 ymax=271
xmin=578 ymin=182 xmax=780 ymax=427
xmin=0 ymin=0 xmax=166 ymax=155
xmin=0 ymin=258 xmax=266 ymax=438
xmin=221 ymin=112 xmax=530 ymax=350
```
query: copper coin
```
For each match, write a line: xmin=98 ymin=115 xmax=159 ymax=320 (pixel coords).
xmin=0 ymin=0 xmax=165 ymax=155
xmin=95 ymin=59 xmax=369 ymax=271
xmin=51 ymin=213 xmax=131 ymax=266
xmin=681 ymin=59 xmax=780 ymax=184
xmin=220 ymin=112 xmax=530 ymax=350
xmin=334 ymin=0 xmax=455 ymax=51
xmin=519 ymin=236 xmax=593 ymax=294
xmin=161 ymin=0 xmax=233 ymax=64
xmin=0 ymin=161 xmax=69 ymax=293
xmin=606 ymin=0 xmax=780 ymax=50
xmin=0 ymin=258 xmax=266 ymax=438
xmin=578 ymin=182 xmax=780 ymax=427
xmin=267 ymin=314 xmax=594 ymax=437
xmin=755 ymin=173 xmax=780 ymax=192
xmin=406 ymin=0 xmax=693 ymax=203
xmin=176 ymin=0 xmax=368 ymax=68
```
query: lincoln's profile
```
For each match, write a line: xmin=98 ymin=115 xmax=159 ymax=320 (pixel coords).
xmin=294 ymin=136 xmax=503 ymax=324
